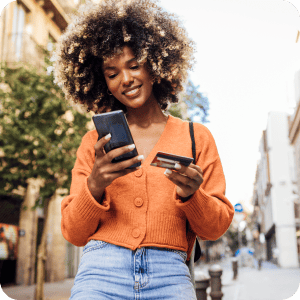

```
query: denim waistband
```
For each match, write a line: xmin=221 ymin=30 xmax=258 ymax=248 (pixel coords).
xmin=71 ymin=239 xmax=195 ymax=300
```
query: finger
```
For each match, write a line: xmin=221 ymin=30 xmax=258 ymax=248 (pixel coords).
xmin=174 ymin=163 xmax=201 ymax=181
xmin=164 ymin=172 xmax=195 ymax=197
xmin=94 ymin=133 xmax=112 ymax=157
xmin=164 ymin=169 xmax=194 ymax=187
xmin=105 ymin=143 xmax=137 ymax=163
xmin=190 ymin=164 xmax=203 ymax=175
xmin=178 ymin=163 xmax=203 ymax=173
xmin=110 ymin=154 xmax=144 ymax=173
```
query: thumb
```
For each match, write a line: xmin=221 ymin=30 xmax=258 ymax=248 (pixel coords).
xmin=94 ymin=133 xmax=111 ymax=157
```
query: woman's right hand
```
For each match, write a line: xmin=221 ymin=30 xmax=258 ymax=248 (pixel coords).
xmin=87 ymin=133 xmax=144 ymax=202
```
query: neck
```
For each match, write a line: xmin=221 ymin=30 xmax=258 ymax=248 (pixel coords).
xmin=126 ymin=97 xmax=168 ymax=128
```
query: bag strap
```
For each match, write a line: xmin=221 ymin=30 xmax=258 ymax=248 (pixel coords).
xmin=189 ymin=121 xmax=196 ymax=164
xmin=188 ymin=121 xmax=201 ymax=263
xmin=187 ymin=121 xmax=196 ymax=286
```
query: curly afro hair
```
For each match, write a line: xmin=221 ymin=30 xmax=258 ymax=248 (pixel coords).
xmin=54 ymin=0 xmax=195 ymax=113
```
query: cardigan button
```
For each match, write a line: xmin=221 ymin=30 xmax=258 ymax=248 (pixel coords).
xmin=134 ymin=198 xmax=143 ymax=207
xmin=132 ymin=228 xmax=141 ymax=238
xmin=134 ymin=168 xmax=143 ymax=177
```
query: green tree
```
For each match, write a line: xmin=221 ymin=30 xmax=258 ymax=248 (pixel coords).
xmin=0 ymin=54 xmax=91 ymax=299
xmin=168 ymin=79 xmax=209 ymax=122
xmin=0 ymin=58 xmax=90 ymax=206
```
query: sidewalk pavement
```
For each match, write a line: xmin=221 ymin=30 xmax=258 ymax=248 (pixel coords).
xmin=2 ymin=279 xmax=74 ymax=300
xmin=195 ymin=258 xmax=300 ymax=300
xmin=2 ymin=258 xmax=300 ymax=300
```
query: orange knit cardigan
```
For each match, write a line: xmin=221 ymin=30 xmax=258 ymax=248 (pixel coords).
xmin=61 ymin=115 xmax=234 ymax=260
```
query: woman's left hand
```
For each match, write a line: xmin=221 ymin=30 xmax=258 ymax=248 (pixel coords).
xmin=164 ymin=163 xmax=203 ymax=199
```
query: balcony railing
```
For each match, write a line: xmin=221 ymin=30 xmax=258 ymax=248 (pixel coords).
xmin=3 ymin=33 xmax=46 ymax=70
xmin=56 ymin=0 xmax=78 ymax=13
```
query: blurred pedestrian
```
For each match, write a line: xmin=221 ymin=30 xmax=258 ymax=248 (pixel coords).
xmin=54 ymin=0 xmax=234 ymax=299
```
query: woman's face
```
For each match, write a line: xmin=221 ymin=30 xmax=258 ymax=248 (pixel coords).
xmin=102 ymin=46 xmax=156 ymax=110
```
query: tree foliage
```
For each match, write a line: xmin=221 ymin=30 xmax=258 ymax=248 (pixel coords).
xmin=0 ymin=55 xmax=91 ymax=207
xmin=168 ymin=79 xmax=209 ymax=122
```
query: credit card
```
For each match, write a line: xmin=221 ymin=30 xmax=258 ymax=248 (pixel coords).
xmin=150 ymin=151 xmax=193 ymax=170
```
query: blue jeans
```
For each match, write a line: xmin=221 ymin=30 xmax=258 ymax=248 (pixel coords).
xmin=70 ymin=240 xmax=197 ymax=299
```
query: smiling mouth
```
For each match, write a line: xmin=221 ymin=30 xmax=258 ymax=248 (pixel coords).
xmin=123 ymin=85 xmax=142 ymax=96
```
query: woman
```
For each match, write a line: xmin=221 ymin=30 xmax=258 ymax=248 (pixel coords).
xmin=54 ymin=0 xmax=234 ymax=299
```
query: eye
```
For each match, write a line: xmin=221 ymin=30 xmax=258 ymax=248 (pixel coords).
xmin=108 ymin=74 xmax=117 ymax=79
xmin=130 ymin=65 xmax=139 ymax=70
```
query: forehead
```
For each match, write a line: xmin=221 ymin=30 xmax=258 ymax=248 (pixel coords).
xmin=102 ymin=46 xmax=135 ymax=66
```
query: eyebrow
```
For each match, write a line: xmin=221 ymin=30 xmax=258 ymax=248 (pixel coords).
xmin=103 ymin=58 xmax=137 ymax=71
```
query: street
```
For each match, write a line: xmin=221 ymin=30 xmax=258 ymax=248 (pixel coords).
xmin=2 ymin=259 xmax=300 ymax=300
xmin=196 ymin=258 xmax=300 ymax=300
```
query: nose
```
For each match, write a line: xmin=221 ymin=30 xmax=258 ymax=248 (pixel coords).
xmin=122 ymin=70 xmax=134 ymax=86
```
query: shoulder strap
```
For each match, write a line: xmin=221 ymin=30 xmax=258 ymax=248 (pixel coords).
xmin=189 ymin=121 xmax=196 ymax=164
xmin=188 ymin=121 xmax=202 ymax=265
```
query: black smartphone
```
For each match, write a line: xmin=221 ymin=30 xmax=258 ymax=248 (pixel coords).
xmin=92 ymin=110 xmax=141 ymax=169
xmin=150 ymin=151 xmax=194 ymax=170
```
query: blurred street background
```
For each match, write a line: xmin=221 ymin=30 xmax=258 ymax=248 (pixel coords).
xmin=1 ymin=0 xmax=300 ymax=299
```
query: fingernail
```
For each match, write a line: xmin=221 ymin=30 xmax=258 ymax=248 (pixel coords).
xmin=105 ymin=133 xmax=111 ymax=140
xmin=128 ymin=144 xmax=135 ymax=150
xmin=137 ymin=155 xmax=144 ymax=161
xmin=174 ymin=163 xmax=181 ymax=170
xmin=164 ymin=169 xmax=172 ymax=176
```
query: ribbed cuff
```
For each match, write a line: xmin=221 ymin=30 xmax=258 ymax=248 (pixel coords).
xmin=174 ymin=186 xmax=209 ymax=212
xmin=73 ymin=177 xmax=111 ymax=222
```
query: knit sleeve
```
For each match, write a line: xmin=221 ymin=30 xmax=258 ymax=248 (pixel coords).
xmin=173 ymin=124 xmax=234 ymax=241
xmin=61 ymin=131 xmax=111 ymax=247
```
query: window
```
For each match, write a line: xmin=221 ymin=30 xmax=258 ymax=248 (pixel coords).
xmin=11 ymin=3 xmax=26 ymax=61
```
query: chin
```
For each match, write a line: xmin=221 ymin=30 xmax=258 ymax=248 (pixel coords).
xmin=126 ymin=100 xmax=147 ymax=109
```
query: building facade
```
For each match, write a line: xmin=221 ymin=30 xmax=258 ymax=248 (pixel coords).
xmin=252 ymin=112 xmax=299 ymax=268
xmin=0 ymin=0 xmax=83 ymax=286
xmin=0 ymin=0 xmax=73 ymax=68
xmin=288 ymin=30 xmax=300 ymax=263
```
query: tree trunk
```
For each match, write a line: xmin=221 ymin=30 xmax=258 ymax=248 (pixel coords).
xmin=34 ymin=197 xmax=51 ymax=300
